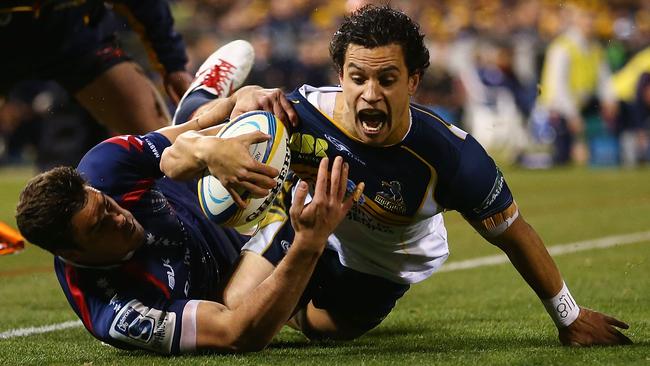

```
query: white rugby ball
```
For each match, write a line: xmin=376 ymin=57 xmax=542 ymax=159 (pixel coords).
xmin=197 ymin=110 xmax=291 ymax=229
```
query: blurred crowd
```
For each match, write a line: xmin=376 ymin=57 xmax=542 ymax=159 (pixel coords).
xmin=2 ymin=0 xmax=650 ymax=169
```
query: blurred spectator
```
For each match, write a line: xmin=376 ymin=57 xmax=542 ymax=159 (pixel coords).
xmin=414 ymin=66 xmax=465 ymax=126
xmin=611 ymin=47 xmax=650 ymax=167
xmin=536 ymin=1 xmax=617 ymax=165
xmin=5 ymin=0 xmax=650 ymax=169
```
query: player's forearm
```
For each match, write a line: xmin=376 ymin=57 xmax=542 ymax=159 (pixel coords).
xmin=224 ymin=235 xmax=324 ymax=351
xmin=490 ymin=216 xmax=563 ymax=299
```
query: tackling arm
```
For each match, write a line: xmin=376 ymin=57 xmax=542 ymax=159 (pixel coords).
xmin=195 ymin=156 xmax=362 ymax=352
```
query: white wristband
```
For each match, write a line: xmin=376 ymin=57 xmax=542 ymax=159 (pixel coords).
xmin=542 ymin=282 xmax=580 ymax=328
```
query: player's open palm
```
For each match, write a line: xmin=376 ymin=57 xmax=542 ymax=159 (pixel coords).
xmin=290 ymin=156 xmax=364 ymax=253
xmin=559 ymin=307 xmax=632 ymax=346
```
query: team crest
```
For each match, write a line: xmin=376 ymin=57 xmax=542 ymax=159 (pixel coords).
xmin=374 ymin=180 xmax=406 ymax=214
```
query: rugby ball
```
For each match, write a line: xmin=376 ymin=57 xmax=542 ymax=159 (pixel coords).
xmin=197 ymin=110 xmax=291 ymax=229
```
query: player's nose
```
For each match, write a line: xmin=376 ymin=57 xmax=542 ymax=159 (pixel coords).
xmin=361 ymin=80 xmax=381 ymax=104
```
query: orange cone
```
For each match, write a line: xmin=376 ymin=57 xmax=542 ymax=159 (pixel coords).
xmin=0 ymin=221 xmax=25 ymax=255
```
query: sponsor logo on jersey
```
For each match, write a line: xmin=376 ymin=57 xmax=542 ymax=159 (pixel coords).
xmin=110 ymin=300 xmax=176 ymax=353
xmin=474 ymin=168 xmax=505 ymax=214
xmin=162 ymin=259 xmax=175 ymax=290
xmin=115 ymin=306 xmax=156 ymax=343
xmin=289 ymin=132 xmax=328 ymax=163
xmin=144 ymin=137 xmax=161 ymax=158
xmin=324 ymin=133 xmax=366 ymax=166
xmin=374 ymin=180 xmax=406 ymax=214
xmin=346 ymin=204 xmax=393 ymax=233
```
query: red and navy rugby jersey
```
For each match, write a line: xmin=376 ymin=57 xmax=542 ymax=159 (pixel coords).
xmin=54 ymin=132 xmax=246 ymax=354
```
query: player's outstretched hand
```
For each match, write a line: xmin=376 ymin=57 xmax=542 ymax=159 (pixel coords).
xmin=559 ymin=307 xmax=632 ymax=346
xmin=290 ymin=156 xmax=364 ymax=253
xmin=231 ymin=86 xmax=299 ymax=128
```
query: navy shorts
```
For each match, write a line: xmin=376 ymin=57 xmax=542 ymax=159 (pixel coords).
xmin=0 ymin=12 xmax=130 ymax=94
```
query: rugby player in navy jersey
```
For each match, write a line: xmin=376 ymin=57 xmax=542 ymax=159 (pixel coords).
xmin=162 ymin=5 xmax=631 ymax=347
xmin=0 ymin=0 xmax=192 ymax=133
xmin=15 ymin=41 xmax=364 ymax=354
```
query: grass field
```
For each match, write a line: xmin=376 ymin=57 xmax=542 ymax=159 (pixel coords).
xmin=0 ymin=165 xmax=648 ymax=365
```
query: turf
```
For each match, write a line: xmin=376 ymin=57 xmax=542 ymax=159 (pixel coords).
xmin=0 ymin=166 xmax=648 ymax=365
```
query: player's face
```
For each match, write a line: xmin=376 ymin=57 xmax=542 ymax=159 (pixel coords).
xmin=339 ymin=43 xmax=420 ymax=146
xmin=65 ymin=186 xmax=145 ymax=265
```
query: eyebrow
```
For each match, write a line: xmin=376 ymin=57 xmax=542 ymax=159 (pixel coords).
xmin=347 ymin=62 xmax=400 ymax=74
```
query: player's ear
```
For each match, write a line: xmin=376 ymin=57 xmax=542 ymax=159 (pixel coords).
xmin=408 ymin=72 xmax=421 ymax=96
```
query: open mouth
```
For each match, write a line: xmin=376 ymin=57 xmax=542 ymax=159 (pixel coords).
xmin=358 ymin=109 xmax=388 ymax=135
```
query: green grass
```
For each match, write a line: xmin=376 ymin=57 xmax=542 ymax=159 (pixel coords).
xmin=0 ymin=166 xmax=649 ymax=365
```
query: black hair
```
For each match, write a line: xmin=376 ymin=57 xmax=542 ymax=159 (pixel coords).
xmin=330 ymin=4 xmax=430 ymax=77
xmin=15 ymin=166 xmax=87 ymax=253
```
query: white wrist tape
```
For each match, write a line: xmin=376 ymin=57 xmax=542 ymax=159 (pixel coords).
xmin=542 ymin=282 xmax=580 ymax=328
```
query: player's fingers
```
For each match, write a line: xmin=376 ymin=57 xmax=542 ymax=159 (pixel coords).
xmin=236 ymin=181 xmax=270 ymax=198
xmin=290 ymin=180 xmax=309 ymax=219
xmin=227 ymin=187 xmax=247 ymax=208
xmin=241 ymin=170 xmax=277 ymax=189
xmin=278 ymin=93 xmax=299 ymax=127
xmin=242 ymin=130 xmax=272 ymax=145
xmin=329 ymin=156 xmax=343 ymax=202
xmin=342 ymin=181 xmax=364 ymax=212
xmin=248 ymin=160 xmax=280 ymax=178
xmin=313 ymin=157 xmax=329 ymax=200
xmin=338 ymin=161 xmax=349 ymax=203
xmin=604 ymin=315 xmax=630 ymax=329
xmin=613 ymin=330 xmax=634 ymax=345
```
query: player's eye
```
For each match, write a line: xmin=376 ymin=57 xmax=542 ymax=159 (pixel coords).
xmin=350 ymin=75 xmax=365 ymax=85
xmin=379 ymin=76 xmax=396 ymax=87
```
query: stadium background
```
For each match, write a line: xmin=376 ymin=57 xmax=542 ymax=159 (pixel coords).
xmin=2 ymin=0 xmax=650 ymax=169
xmin=0 ymin=0 xmax=649 ymax=364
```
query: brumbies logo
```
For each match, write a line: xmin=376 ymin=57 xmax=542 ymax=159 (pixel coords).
xmin=374 ymin=180 xmax=406 ymax=214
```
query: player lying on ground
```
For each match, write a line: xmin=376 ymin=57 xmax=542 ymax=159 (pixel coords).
xmin=162 ymin=5 xmax=632 ymax=347
xmin=15 ymin=41 xmax=363 ymax=354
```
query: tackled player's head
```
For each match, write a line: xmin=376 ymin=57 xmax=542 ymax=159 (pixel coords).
xmin=16 ymin=166 xmax=145 ymax=265
xmin=330 ymin=4 xmax=430 ymax=79
xmin=329 ymin=5 xmax=430 ymax=146
xmin=16 ymin=167 xmax=87 ymax=254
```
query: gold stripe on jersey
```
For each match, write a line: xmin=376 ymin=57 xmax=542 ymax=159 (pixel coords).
xmin=399 ymin=145 xmax=441 ymax=214
xmin=360 ymin=198 xmax=412 ymax=226
xmin=411 ymin=105 xmax=467 ymax=141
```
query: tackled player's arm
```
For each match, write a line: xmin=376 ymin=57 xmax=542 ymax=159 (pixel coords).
xmin=470 ymin=213 xmax=632 ymax=346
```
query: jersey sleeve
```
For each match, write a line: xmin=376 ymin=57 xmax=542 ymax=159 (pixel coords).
xmin=441 ymin=135 xmax=515 ymax=222
xmin=77 ymin=132 xmax=171 ymax=198
xmin=55 ymin=259 xmax=199 ymax=354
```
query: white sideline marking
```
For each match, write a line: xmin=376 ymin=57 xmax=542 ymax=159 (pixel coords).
xmin=2 ymin=231 xmax=650 ymax=340
xmin=0 ymin=320 xmax=82 ymax=340
xmin=439 ymin=230 xmax=650 ymax=272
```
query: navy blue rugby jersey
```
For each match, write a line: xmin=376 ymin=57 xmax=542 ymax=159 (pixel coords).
xmin=54 ymin=132 xmax=246 ymax=354
xmin=274 ymin=85 xmax=517 ymax=283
